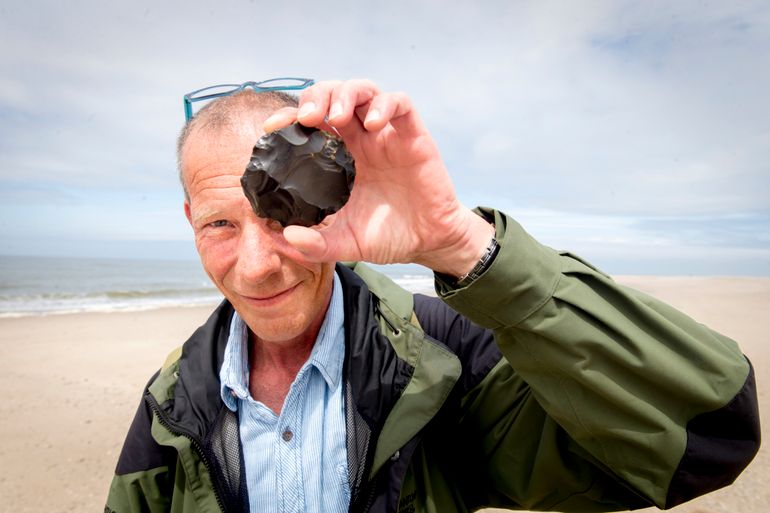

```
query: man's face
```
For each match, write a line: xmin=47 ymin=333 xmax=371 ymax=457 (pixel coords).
xmin=182 ymin=119 xmax=334 ymax=345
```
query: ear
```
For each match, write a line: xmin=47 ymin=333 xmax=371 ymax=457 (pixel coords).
xmin=184 ymin=200 xmax=193 ymax=227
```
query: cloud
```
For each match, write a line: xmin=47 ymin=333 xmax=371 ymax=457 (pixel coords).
xmin=0 ymin=0 xmax=768 ymax=272
xmin=450 ymin=2 xmax=770 ymax=217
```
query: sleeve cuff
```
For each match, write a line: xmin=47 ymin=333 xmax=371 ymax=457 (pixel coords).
xmin=435 ymin=207 xmax=562 ymax=329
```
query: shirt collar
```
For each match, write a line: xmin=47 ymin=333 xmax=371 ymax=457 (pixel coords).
xmin=219 ymin=272 xmax=345 ymax=411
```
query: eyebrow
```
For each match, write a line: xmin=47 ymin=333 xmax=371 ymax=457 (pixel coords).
xmin=191 ymin=206 xmax=228 ymax=227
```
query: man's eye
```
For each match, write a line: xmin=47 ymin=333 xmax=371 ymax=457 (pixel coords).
xmin=208 ymin=220 xmax=230 ymax=228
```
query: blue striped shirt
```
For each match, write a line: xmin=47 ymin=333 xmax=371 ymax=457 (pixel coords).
xmin=219 ymin=272 xmax=349 ymax=513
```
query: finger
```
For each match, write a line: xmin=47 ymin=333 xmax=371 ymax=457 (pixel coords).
xmin=262 ymin=107 xmax=298 ymax=133
xmin=363 ymin=91 xmax=419 ymax=134
xmin=296 ymin=80 xmax=342 ymax=127
xmin=354 ymin=103 xmax=372 ymax=126
xmin=327 ymin=79 xmax=380 ymax=128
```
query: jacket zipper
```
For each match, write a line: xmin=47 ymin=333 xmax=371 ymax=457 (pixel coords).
xmin=361 ymin=481 xmax=377 ymax=513
xmin=145 ymin=392 xmax=230 ymax=513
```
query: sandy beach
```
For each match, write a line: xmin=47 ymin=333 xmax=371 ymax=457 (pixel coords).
xmin=0 ymin=277 xmax=767 ymax=513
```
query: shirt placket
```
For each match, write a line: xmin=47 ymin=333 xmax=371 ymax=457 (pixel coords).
xmin=276 ymin=369 xmax=307 ymax=513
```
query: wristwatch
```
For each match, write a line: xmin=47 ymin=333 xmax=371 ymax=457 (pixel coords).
xmin=455 ymin=235 xmax=500 ymax=287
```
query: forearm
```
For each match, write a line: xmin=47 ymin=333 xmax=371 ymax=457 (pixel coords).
xmin=437 ymin=208 xmax=760 ymax=508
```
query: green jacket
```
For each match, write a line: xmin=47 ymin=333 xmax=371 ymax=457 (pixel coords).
xmin=107 ymin=209 xmax=759 ymax=513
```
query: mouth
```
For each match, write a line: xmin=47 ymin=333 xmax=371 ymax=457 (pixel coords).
xmin=240 ymin=283 xmax=300 ymax=306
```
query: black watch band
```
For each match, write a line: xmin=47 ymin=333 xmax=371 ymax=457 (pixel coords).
xmin=456 ymin=235 xmax=500 ymax=287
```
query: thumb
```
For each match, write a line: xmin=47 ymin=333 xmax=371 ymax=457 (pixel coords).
xmin=263 ymin=107 xmax=299 ymax=134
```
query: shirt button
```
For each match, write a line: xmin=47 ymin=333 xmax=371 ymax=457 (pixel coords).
xmin=282 ymin=429 xmax=293 ymax=442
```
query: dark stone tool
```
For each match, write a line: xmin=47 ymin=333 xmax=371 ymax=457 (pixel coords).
xmin=241 ymin=123 xmax=356 ymax=227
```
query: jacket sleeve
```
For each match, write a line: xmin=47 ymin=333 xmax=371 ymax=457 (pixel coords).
xmin=106 ymin=372 xmax=175 ymax=513
xmin=436 ymin=208 xmax=760 ymax=510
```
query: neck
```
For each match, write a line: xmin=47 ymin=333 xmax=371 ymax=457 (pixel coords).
xmin=247 ymin=326 xmax=322 ymax=415
xmin=249 ymin=331 xmax=317 ymax=380
xmin=246 ymin=284 xmax=333 ymax=414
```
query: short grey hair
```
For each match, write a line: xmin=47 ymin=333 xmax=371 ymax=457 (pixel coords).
xmin=177 ymin=90 xmax=299 ymax=201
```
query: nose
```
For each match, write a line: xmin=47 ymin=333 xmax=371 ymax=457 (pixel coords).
xmin=233 ymin=217 xmax=283 ymax=284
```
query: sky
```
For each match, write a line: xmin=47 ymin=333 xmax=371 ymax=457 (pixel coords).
xmin=0 ymin=0 xmax=768 ymax=275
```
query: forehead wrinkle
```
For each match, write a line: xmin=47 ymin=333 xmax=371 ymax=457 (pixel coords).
xmin=188 ymin=173 xmax=247 ymax=220
xmin=188 ymin=172 xmax=244 ymax=196
xmin=182 ymin=133 xmax=255 ymax=196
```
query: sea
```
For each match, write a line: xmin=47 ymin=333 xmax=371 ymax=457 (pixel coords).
xmin=0 ymin=255 xmax=436 ymax=318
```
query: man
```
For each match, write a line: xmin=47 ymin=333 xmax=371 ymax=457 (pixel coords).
xmin=107 ymin=79 xmax=759 ymax=513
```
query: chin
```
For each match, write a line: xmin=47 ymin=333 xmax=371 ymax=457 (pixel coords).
xmin=241 ymin=313 xmax=313 ymax=345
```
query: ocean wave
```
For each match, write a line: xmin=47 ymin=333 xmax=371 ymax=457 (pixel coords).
xmin=393 ymin=276 xmax=436 ymax=295
xmin=0 ymin=295 xmax=223 ymax=318
xmin=1 ymin=287 xmax=216 ymax=301
xmin=0 ymin=288 xmax=223 ymax=318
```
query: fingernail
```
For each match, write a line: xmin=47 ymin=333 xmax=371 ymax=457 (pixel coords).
xmin=298 ymin=102 xmax=316 ymax=118
xmin=329 ymin=102 xmax=343 ymax=119
xmin=366 ymin=109 xmax=381 ymax=124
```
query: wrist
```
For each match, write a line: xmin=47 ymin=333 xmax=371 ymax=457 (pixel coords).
xmin=418 ymin=209 xmax=496 ymax=278
xmin=455 ymin=235 xmax=499 ymax=286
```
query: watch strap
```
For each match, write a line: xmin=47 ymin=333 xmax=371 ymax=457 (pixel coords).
xmin=456 ymin=235 xmax=500 ymax=287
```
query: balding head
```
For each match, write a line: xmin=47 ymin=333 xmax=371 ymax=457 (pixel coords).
xmin=177 ymin=90 xmax=299 ymax=200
